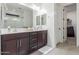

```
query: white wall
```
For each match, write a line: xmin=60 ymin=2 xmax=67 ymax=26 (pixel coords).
xmin=0 ymin=4 xmax=1 ymax=28
xmin=54 ymin=4 xmax=64 ymax=45
xmin=67 ymin=11 xmax=76 ymax=37
xmin=77 ymin=3 xmax=79 ymax=47
xmin=47 ymin=4 xmax=55 ymax=48
xmin=0 ymin=4 xmax=1 ymax=55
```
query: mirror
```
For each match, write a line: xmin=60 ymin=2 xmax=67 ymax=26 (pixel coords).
xmin=2 ymin=3 xmax=33 ymax=28
xmin=36 ymin=16 xmax=40 ymax=25
xmin=41 ymin=14 xmax=46 ymax=25
xmin=36 ymin=14 xmax=47 ymax=26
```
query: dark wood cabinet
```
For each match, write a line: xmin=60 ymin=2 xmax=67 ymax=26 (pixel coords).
xmin=1 ymin=39 xmax=17 ymax=55
xmin=29 ymin=32 xmax=38 ymax=53
xmin=16 ymin=33 xmax=29 ymax=55
xmin=18 ymin=37 xmax=29 ymax=55
xmin=38 ymin=30 xmax=47 ymax=49
xmin=1 ymin=30 xmax=47 ymax=55
xmin=42 ymin=31 xmax=47 ymax=45
xmin=38 ymin=31 xmax=43 ymax=48
xmin=1 ymin=32 xmax=29 ymax=55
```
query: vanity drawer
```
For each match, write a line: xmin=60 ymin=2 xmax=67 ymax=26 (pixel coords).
xmin=30 ymin=38 xmax=37 ymax=41
xmin=30 ymin=42 xmax=37 ymax=47
xmin=30 ymin=39 xmax=37 ymax=44
xmin=15 ymin=32 xmax=29 ymax=38
xmin=1 ymin=34 xmax=16 ymax=40
xmin=30 ymin=45 xmax=37 ymax=49
xmin=1 ymin=32 xmax=29 ymax=40
xmin=29 ymin=45 xmax=38 ymax=53
xmin=30 ymin=32 xmax=38 ymax=35
xmin=30 ymin=33 xmax=38 ymax=39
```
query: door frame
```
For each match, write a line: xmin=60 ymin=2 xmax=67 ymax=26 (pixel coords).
xmin=63 ymin=4 xmax=77 ymax=46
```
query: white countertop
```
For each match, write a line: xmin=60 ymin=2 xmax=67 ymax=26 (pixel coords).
xmin=0 ymin=28 xmax=47 ymax=35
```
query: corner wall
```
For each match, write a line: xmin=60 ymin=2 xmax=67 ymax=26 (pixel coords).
xmin=54 ymin=3 xmax=64 ymax=45
xmin=40 ymin=4 xmax=55 ymax=48
xmin=77 ymin=3 xmax=79 ymax=47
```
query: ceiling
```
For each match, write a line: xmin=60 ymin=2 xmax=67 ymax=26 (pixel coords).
xmin=60 ymin=3 xmax=73 ymax=6
xmin=65 ymin=3 xmax=76 ymax=12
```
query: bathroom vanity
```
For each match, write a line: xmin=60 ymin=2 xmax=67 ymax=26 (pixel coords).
xmin=1 ymin=30 xmax=47 ymax=55
xmin=0 ymin=3 xmax=48 ymax=55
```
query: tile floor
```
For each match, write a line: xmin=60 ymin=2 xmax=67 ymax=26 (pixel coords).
xmin=46 ymin=37 xmax=79 ymax=55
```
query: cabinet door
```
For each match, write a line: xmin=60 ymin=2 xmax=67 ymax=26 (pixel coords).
xmin=29 ymin=32 xmax=38 ymax=53
xmin=38 ymin=31 xmax=47 ymax=48
xmin=38 ymin=31 xmax=44 ymax=48
xmin=1 ymin=39 xmax=17 ymax=55
xmin=19 ymin=38 xmax=29 ymax=55
xmin=42 ymin=31 xmax=47 ymax=45
xmin=29 ymin=38 xmax=38 ymax=53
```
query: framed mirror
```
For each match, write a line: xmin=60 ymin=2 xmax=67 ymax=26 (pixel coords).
xmin=41 ymin=14 xmax=46 ymax=25
xmin=36 ymin=15 xmax=40 ymax=25
xmin=2 ymin=3 xmax=33 ymax=28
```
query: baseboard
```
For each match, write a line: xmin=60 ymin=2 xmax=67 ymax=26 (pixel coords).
xmin=56 ymin=42 xmax=63 ymax=46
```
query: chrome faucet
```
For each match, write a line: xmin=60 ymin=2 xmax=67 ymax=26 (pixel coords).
xmin=37 ymin=26 xmax=39 ymax=30
xmin=7 ymin=26 xmax=11 ymax=32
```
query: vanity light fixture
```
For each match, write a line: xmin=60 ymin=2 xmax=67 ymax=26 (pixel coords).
xmin=32 ymin=4 xmax=40 ymax=11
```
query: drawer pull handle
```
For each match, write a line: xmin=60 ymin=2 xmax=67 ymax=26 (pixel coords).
xmin=31 ymin=33 xmax=37 ymax=35
xmin=20 ymin=40 xmax=21 ymax=47
xmin=31 ymin=38 xmax=37 ymax=41
xmin=31 ymin=46 xmax=37 ymax=49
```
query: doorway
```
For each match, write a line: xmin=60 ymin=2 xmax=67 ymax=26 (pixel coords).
xmin=62 ymin=3 xmax=77 ymax=47
xmin=57 ymin=3 xmax=77 ymax=49
xmin=53 ymin=3 xmax=78 ymax=55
